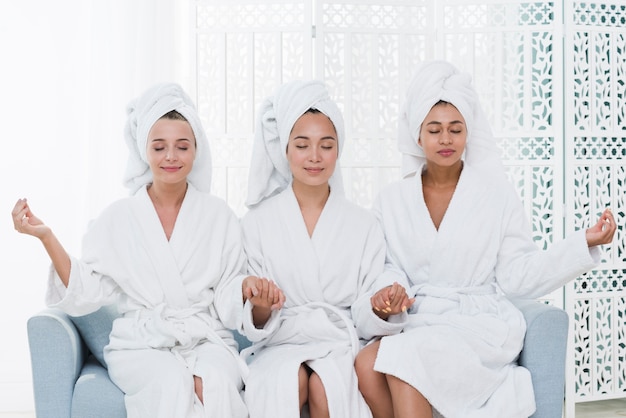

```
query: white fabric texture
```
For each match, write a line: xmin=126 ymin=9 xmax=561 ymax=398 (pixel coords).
xmin=372 ymin=165 xmax=599 ymax=418
xmin=240 ymin=186 xmax=398 ymax=418
xmin=123 ymin=82 xmax=212 ymax=194
xmin=397 ymin=60 xmax=505 ymax=179
xmin=46 ymin=185 xmax=248 ymax=418
xmin=245 ymin=79 xmax=345 ymax=208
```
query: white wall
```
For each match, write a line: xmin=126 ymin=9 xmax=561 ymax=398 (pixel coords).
xmin=0 ymin=0 xmax=184 ymax=411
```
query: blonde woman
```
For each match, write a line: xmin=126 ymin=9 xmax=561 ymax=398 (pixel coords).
xmin=12 ymin=83 xmax=248 ymax=418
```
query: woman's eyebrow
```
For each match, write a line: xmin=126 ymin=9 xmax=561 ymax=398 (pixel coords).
xmin=291 ymin=136 xmax=336 ymax=140
xmin=425 ymin=120 xmax=464 ymax=125
xmin=149 ymin=138 xmax=193 ymax=142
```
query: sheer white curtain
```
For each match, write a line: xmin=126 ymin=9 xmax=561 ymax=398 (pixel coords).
xmin=0 ymin=0 xmax=186 ymax=411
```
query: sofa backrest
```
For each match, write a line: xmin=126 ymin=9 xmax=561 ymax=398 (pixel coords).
xmin=70 ymin=305 xmax=119 ymax=368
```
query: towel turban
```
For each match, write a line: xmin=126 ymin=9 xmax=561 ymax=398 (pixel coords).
xmin=245 ymin=80 xmax=345 ymax=208
xmin=398 ymin=60 xmax=505 ymax=178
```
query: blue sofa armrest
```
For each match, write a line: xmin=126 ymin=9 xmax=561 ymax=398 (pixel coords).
xmin=28 ymin=307 xmax=126 ymax=418
xmin=27 ymin=308 xmax=87 ymax=418
xmin=513 ymin=299 xmax=568 ymax=418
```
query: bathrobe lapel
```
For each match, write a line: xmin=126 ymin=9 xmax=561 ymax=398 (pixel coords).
xmin=276 ymin=187 xmax=324 ymax=304
xmin=130 ymin=187 xmax=190 ymax=309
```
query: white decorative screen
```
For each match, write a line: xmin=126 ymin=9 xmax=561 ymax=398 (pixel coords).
xmin=195 ymin=0 xmax=313 ymax=215
xmin=438 ymin=1 xmax=564 ymax=262
xmin=315 ymin=1 xmax=431 ymax=206
xmin=191 ymin=1 xmax=623 ymax=414
xmin=565 ymin=1 xmax=626 ymax=415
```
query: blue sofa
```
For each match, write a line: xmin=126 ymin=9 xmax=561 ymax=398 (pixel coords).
xmin=27 ymin=299 xmax=568 ymax=418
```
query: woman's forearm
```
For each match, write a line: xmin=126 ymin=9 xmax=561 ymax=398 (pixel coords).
xmin=40 ymin=231 xmax=71 ymax=287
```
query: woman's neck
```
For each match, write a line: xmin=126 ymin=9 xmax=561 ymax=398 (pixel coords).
xmin=147 ymin=182 xmax=188 ymax=209
xmin=422 ymin=161 xmax=463 ymax=188
xmin=291 ymin=181 xmax=330 ymax=210
xmin=291 ymin=181 xmax=330 ymax=237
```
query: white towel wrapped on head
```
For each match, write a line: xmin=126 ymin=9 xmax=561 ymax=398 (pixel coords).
xmin=398 ymin=60 xmax=505 ymax=179
xmin=123 ymin=82 xmax=212 ymax=194
xmin=245 ymin=80 xmax=345 ymax=208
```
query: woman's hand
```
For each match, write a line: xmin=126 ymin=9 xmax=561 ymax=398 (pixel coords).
xmin=242 ymin=276 xmax=285 ymax=311
xmin=586 ymin=208 xmax=616 ymax=247
xmin=370 ymin=282 xmax=415 ymax=320
xmin=12 ymin=198 xmax=51 ymax=239
xmin=243 ymin=276 xmax=285 ymax=328
xmin=12 ymin=198 xmax=71 ymax=286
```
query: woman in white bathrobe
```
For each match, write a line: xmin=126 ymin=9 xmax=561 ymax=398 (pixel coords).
xmin=12 ymin=83 xmax=249 ymax=418
xmin=239 ymin=80 xmax=408 ymax=418
xmin=354 ymin=61 xmax=616 ymax=418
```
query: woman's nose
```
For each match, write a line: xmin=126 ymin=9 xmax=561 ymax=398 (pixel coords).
xmin=309 ymin=147 xmax=321 ymax=162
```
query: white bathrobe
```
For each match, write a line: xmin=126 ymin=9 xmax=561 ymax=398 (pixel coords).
xmin=373 ymin=165 xmax=599 ymax=418
xmin=240 ymin=185 xmax=400 ymax=418
xmin=46 ymin=184 xmax=248 ymax=418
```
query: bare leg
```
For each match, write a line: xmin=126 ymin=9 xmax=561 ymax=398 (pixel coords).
xmin=298 ymin=364 xmax=310 ymax=411
xmin=194 ymin=375 xmax=203 ymax=404
xmin=355 ymin=340 xmax=393 ymax=418
xmin=308 ymin=371 xmax=330 ymax=418
xmin=387 ymin=374 xmax=432 ymax=418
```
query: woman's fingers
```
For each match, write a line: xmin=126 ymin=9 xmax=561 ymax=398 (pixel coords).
xmin=11 ymin=199 xmax=27 ymax=229
xmin=371 ymin=287 xmax=390 ymax=312
xmin=371 ymin=284 xmax=414 ymax=316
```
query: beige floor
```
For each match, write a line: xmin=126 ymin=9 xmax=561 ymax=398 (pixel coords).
xmin=2 ymin=400 xmax=626 ymax=418
xmin=576 ymin=398 xmax=626 ymax=417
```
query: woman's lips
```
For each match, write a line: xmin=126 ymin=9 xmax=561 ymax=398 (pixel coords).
xmin=438 ymin=149 xmax=455 ymax=157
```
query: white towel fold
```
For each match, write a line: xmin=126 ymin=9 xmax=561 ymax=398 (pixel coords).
xmin=245 ymin=80 xmax=345 ymax=208
xmin=398 ymin=60 xmax=505 ymax=179
xmin=123 ymin=83 xmax=212 ymax=194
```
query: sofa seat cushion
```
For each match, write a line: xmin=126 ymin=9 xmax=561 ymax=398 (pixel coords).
xmin=71 ymin=356 xmax=126 ymax=418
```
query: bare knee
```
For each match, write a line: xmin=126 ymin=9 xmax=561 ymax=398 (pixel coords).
xmin=355 ymin=341 xmax=395 ymax=418
xmin=355 ymin=341 xmax=383 ymax=394
xmin=355 ymin=340 xmax=379 ymax=377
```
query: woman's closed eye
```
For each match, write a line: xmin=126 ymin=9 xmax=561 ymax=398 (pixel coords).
xmin=153 ymin=146 xmax=189 ymax=151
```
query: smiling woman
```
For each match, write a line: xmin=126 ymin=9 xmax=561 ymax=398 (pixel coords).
xmin=146 ymin=112 xmax=197 ymax=240
xmin=147 ymin=114 xmax=197 ymax=184
xmin=0 ymin=0 xmax=189 ymax=413
xmin=287 ymin=111 xmax=339 ymax=195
